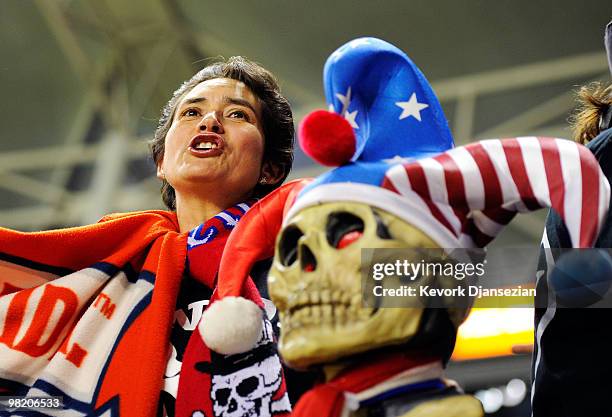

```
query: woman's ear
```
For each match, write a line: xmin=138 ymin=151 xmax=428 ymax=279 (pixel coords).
xmin=259 ymin=162 xmax=284 ymax=186
xmin=157 ymin=163 xmax=165 ymax=180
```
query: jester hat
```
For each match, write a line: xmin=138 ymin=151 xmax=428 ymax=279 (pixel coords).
xmin=200 ymin=39 xmax=610 ymax=355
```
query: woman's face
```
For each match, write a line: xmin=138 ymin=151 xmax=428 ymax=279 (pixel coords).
xmin=159 ymin=78 xmax=265 ymax=203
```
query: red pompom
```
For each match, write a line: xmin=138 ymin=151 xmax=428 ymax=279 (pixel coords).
xmin=298 ymin=110 xmax=356 ymax=167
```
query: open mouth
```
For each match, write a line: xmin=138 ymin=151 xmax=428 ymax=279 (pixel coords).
xmin=188 ymin=134 xmax=224 ymax=156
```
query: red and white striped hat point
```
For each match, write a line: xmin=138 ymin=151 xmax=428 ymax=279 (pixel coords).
xmin=202 ymin=137 xmax=610 ymax=354
xmin=287 ymin=137 xmax=610 ymax=249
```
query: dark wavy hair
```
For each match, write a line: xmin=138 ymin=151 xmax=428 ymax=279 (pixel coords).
xmin=150 ymin=56 xmax=294 ymax=210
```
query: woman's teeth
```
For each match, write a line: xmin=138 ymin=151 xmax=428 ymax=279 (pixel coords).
xmin=194 ymin=142 xmax=218 ymax=150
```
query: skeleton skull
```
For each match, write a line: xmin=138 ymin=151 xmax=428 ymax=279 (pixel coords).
xmin=268 ymin=202 xmax=470 ymax=369
xmin=211 ymin=355 xmax=282 ymax=417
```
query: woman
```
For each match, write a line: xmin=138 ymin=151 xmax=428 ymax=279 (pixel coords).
xmin=151 ymin=57 xmax=294 ymax=417
xmin=0 ymin=57 xmax=294 ymax=417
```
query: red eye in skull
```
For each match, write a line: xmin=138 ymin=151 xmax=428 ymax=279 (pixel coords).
xmin=336 ymin=230 xmax=363 ymax=249
xmin=326 ymin=211 xmax=364 ymax=249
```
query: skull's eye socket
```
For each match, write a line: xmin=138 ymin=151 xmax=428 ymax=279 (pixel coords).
xmin=236 ymin=376 xmax=260 ymax=397
xmin=279 ymin=226 xmax=303 ymax=266
xmin=373 ymin=210 xmax=392 ymax=239
xmin=216 ymin=388 xmax=231 ymax=406
xmin=327 ymin=212 xmax=364 ymax=249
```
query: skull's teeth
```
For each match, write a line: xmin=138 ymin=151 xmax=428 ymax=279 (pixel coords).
xmin=322 ymin=305 xmax=332 ymax=322
xmin=297 ymin=292 xmax=308 ymax=306
xmin=289 ymin=291 xmax=361 ymax=311
xmin=291 ymin=307 xmax=308 ymax=325
xmin=348 ymin=306 xmax=361 ymax=322
xmin=311 ymin=305 xmax=321 ymax=319
xmin=283 ymin=301 xmax=360 ymax=329
xmin=342 ymin=293 xmax=351 ymax=305
xmin=335 ymin=305 xmax=346 ymax=323
xmin=283 ymin=290 xmax=365 ymax=330
xmin=310 ymin=292 xmax=320 ymax=304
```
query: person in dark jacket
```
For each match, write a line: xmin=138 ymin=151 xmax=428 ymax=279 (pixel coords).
xmin=532 ymin=21 xmax=612 ymax=416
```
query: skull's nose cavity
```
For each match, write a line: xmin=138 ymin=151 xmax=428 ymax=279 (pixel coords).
xmin=300 ymin=244 xmax=317 ymax=272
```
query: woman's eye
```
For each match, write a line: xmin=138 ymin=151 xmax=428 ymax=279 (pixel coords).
xmin=182 ymin=108 xmax=200 ymax=117
xmin=228 ymin=110 xmax=248 ymax=120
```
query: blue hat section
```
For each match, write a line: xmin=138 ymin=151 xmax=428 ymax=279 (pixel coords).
xmin=302 ymin=161 xmax=394 ymax=196
xmin=324 ymin=37 xmax=454 ymax=163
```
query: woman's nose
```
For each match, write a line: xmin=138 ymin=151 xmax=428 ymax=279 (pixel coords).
xmin=198 ymin=112 xmax=224 ymax=134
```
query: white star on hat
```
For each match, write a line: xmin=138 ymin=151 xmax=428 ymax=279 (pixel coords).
xmin=383 ymin=155 xmax=414 ymax=164
xmin=335 ymin=86 xmax=358 ymax=128
xmin=395 ymin=93 xmax=429 ymax=121
xmin=345 ymin=110 xmax=359 ymax=129
xmin=336 ymin=86 xmax=352 ymax=114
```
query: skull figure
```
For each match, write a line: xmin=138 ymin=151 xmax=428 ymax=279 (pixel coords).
xmin=211 ymin=355 xmax=283 ymax=417
xmin=268 ymin=202 xmax=470 ymax=369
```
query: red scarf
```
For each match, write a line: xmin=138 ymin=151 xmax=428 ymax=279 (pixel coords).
xmin=292 ymin=352 xmax=439 ymax=417
xmin=0 ymin=202 xmax=263 ymax=417
xmin=186 ymin=201 xmax=254 ymax=288
xmin=178 ymin=201 xmax=290 ymax=417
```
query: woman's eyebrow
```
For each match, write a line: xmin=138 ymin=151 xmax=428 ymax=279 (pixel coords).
xmin=181 ymin=96 xmax=206 ymax=106
xmin=223 ymin=97 xmax=258 ymax=114
xmin=178 ymin=96 xmax=258 ymax=115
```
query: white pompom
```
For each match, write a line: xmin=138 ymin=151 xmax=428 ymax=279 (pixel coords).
xmin=200 ymin=296 xmax=263 ymax=355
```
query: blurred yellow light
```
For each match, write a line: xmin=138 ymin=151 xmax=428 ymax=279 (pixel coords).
xmin=451 ymin=307 xmax=534 ymax=361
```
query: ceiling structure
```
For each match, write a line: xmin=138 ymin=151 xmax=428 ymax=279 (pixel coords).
xmin=1 ymin=0 xmax=610 ymax=246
